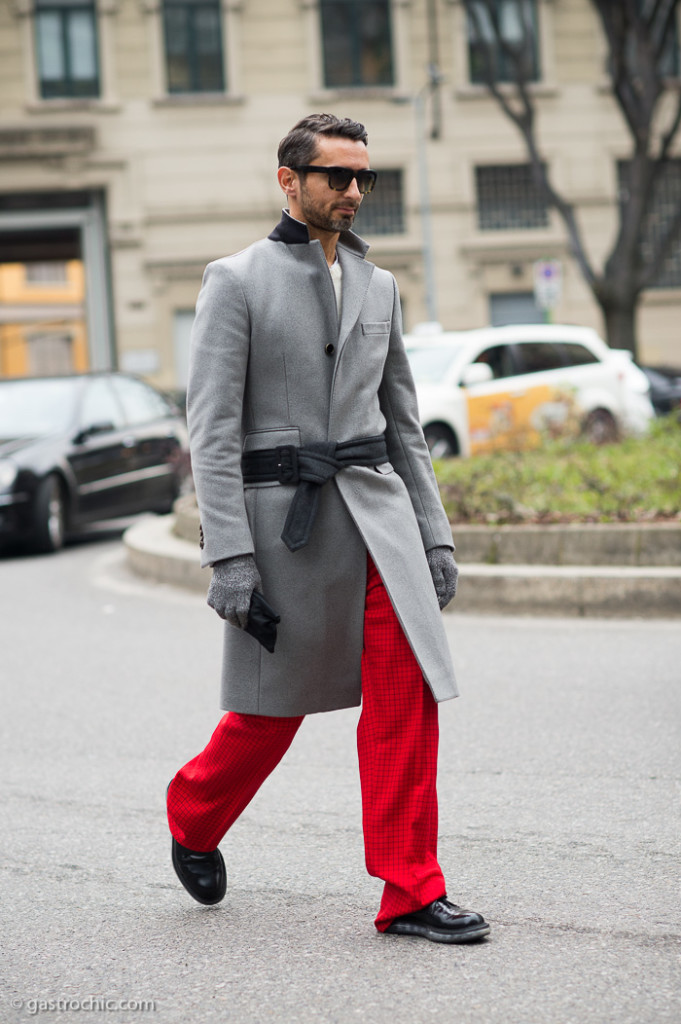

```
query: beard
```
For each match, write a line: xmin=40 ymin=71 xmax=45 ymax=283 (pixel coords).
xmin=298 ymin=184 xmax=360 ymax=233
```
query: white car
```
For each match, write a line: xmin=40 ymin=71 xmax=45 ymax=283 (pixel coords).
xmin=404 ymin=324 xmax=655 ymax=458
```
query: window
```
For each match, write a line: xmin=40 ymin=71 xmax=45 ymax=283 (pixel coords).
xmin=352 ymin=170 xmax=404 ymax=235
xmin=561 ymin=343 xmax=599 ymax=367
xmin=162 ymin=0 xmax=225 ymax=94
xmin=25 ymin=261 xmax=69 ymax=285
xmin=467 ymin=0 xmax=540 ymax=84
xmin=34 ymin=0 xmax=100 ymax=99
xmin=514 ymin=341 xmax=565 ymax=374
xmin=476 ymin=164 xmax=549 ymax=230
xmin=111 ymin=376 xmax=172 ymax=425
xmin=474 ymin=344 xmax=518 ymax=378
xmin=406 ymin=346 xmax=462 ymax=384
xmin=320 ymin=0 xmax=393 ymax=88
xmin=629 ymin=0 xmax=680 ymax=78
xmin=617 ymin=159 xmax=681 ymax=288
xmin=80 ymin=378 xmax=125 ymax=432
xmin=489 ymin=291 xmax=543 ymax=325
xmin=27 ymin=332 xmax=74 ymax=375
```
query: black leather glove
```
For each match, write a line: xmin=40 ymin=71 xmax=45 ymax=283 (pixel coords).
xmin=207 ymin=554 xmax=262 ymax=627
xmin=426 ymin=546 xmax=458 ymax=609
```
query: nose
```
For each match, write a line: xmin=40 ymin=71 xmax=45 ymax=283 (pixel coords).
xmin=343 ymin=176 xmax=362 ymax=201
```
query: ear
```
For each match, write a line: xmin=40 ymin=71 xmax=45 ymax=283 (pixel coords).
xmin=277 ymin=166 xmax=298 ymax=197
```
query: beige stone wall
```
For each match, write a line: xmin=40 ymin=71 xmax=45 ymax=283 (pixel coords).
xmin=1 ymin=0 xmax=680 ymax=388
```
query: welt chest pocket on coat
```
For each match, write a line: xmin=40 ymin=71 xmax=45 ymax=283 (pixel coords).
xmin=361 ymin=321 xmax=390 ymax=337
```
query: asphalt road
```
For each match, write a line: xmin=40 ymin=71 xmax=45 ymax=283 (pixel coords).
xmin=1 ymin=533 xmax=680 ymax=1024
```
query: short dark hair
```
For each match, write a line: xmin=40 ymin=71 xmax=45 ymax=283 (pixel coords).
xmin=277 ymin=114 xmax=369 ymax=168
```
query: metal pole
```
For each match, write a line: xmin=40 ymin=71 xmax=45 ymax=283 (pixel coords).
xmin=426 ymin=0 xmax=442 ymax=139
xmin=414 ymin=88 xmax=438 ymax=324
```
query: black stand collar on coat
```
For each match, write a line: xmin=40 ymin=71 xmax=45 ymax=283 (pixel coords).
xmin=268 ymin=209 xmax=370 ymax=258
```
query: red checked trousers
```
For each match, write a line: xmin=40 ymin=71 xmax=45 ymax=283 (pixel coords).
xmin=167 ymin=556 xmax=447 ymax=930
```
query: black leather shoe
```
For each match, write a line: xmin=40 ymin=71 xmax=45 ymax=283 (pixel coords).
xmin=385 ymin=897 xmax=490 ymax=944
xmin=171 ymin=837 xmax=227 ymax=906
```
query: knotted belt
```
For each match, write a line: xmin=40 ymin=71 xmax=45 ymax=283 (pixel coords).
xmin=241 ymin=433 xmax=388 ymax=552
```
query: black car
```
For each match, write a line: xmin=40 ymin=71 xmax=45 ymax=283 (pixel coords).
xmin=0 ymin=372 xmax=191 ymax=553
xmin=639 ymin=366 xmax=681 ymax=416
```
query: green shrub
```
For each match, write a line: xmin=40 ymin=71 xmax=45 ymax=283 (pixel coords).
xmin=434 ymin=415 xmax=681 ymax=524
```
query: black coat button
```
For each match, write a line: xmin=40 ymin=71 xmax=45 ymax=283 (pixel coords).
xmin=325 ymin=343 xmax=335 ymax=356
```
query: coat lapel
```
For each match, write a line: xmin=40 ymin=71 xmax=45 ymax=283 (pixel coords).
xmin=336 ymin=245 xmax=374 ymax=351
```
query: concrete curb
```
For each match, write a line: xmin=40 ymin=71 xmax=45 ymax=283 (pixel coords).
xmin=172 ymin=493 xmax=201 ymax=545
xmin=123 ymin=514 xmax=681 ymax=617
xmin=456 ymin=562 xmax=681 ymax=617
xmin=123 ymin=514 xmax=210 ymax=592
xmin=450 ymin=522 xmax=681 ymax=567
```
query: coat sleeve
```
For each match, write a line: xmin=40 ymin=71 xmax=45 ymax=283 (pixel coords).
xmin=187 ymin=259 xmax=254 ymax=567
xmin=378 ymin=276 xmax=454 ymax=552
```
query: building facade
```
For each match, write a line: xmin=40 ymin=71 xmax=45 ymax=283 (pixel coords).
xmin=1 ymin=0 xmax=680 ymax=390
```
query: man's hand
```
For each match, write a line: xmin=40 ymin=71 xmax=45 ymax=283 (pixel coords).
xmin=426 ymin=546 xmax=458 ymax=610
xmin=207 ymin=554 xmax=262 ymax=627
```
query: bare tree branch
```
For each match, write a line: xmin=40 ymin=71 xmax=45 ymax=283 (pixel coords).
xmin=464 ymin=0 xmax=598 ymax=286
xmin=651 ymin=0 xmax=678 ymax=65
xmin=658 ymin=87 xmax=681 ymax=161
xmin=592 ymin=0 xmax=656 ymax=146
xmin=461 ymin=0 xmax=681 ymax=355
xmin=467 ymin=1 xmax=532 ymax=129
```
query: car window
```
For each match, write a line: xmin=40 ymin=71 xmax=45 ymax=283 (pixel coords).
xmin=560 ymin=343 xmax=600 ymax=366
xmin=0 ymin=377 xmax=80 ymax=437
xmin=513 ymin=342 xmax=565 ymax=375
xmin=473 ymin=344 xmax=517 ymax=379
xmin=406 ymin=345 xmax=462 ymax=383
xmin=110 ymin=376 xmax=171 ymax=425
xmin=80 ymin=378 xmax=126 ymax=431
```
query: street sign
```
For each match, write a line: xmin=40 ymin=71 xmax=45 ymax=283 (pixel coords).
xmin=533 ymin=259 xmax=562 ymax=310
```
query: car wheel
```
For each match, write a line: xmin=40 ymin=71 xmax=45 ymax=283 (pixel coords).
xmin=583 ymin=409 xmax=619 ymax=445
xmin=424 ymin=424 xmax=458 ymax=459
xmin=32 ymin=474 xmax=67 ymax=553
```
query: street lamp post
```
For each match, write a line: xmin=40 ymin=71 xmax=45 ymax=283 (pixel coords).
xmin=414 ymin=83 xmax=439 ymax=326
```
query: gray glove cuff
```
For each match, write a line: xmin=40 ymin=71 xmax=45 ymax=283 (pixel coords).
xmin=207 ymin=554 xmax=262 ymax=628
xmin=426 ymin=546 xmax=458 ymax=610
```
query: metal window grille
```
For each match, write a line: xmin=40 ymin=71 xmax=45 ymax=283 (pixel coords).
xmin=320 ymin=0 xmax=394 ymax=88
xmin=25 ymin=261 xmax=69 ymax=284
xmin=467 ymin=0 xmax=540 ymax=84
xmin=162 ymin=0 xmax=225 ymax=94
xmin=617 ymin=159 xmax=681 ymax=288
xmin=352 ymin=170 xmax=404 ymax=236
xmin=34 ymin=0 xmax=100 ymax=99
xmin=476 ymin=164 xmax=549 ymax=230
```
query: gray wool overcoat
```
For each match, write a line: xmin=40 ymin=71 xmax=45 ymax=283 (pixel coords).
xmin=187 ymin=211 xmax=458 ymax=716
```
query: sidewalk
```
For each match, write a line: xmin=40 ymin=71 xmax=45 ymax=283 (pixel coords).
xmin=123 ymin=497 xmax=681 ymax=618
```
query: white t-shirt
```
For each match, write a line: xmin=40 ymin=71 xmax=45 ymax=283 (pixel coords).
xmin=329 ymin=257 xmax=342 ymax=317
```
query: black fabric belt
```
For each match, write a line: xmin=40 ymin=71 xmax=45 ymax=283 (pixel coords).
xmin=241 ymin=433 xmax=388 ymax=552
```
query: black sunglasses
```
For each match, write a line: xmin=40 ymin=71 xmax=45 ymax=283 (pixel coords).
xmin=291 ymin=165 xmax=378 ymax=195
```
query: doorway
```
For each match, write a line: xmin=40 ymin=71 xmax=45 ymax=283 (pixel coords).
xmin=0 ymin=192 xmax=114 ymax=377
xmin=489 ymin=291 xmax=543 ymax=327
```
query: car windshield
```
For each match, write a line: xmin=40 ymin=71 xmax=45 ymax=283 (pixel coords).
xmin=0 ymin=378 xmax=80 ymax=438
xmin=406 ymin=345 xmax=461 ymax=383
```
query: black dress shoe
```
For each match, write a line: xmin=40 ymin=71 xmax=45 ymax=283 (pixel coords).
xmin=171 ymin=837 xmax=227 ymax=906
xmin=385 ymin=897 xmax=490 ymax=944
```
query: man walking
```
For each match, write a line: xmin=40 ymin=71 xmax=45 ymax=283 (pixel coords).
xmin=166 ymin=114 xmax=489 ymax=944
